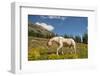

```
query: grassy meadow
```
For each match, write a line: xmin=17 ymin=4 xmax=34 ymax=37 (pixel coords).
xmin=28 ymin=36 xmax=88 ymax=61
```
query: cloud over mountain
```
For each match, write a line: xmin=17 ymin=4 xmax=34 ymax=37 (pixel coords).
xmin=35 ymin=22 xmax=54 ymax=31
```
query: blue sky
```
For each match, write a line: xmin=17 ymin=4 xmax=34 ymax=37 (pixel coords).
xmin=28 ymin=15 xmax=88 ymax=36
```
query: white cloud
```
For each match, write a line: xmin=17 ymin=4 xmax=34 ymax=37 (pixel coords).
xmin=41 ymin=16 xmax=66 ymax=20
xmin=48 ymin=16 xmax=66 ymax=20
xmin=35 ymin=22 xmax=54 ymax=31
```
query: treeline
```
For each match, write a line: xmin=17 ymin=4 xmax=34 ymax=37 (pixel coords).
xmin=28 ymin=31 xmax=88 ymax=44
xmin=63 ymin=33 xmax=88 ymax=44
xmin=28 ymin=30 xmax=56 ymax=38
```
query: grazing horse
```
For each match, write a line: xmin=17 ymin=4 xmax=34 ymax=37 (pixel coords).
xmin=47 ymin=37 xmax=76 ymax=55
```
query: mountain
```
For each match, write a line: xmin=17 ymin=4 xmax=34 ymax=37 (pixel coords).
xmin=28 ymin=23 xmax=55 ymax=38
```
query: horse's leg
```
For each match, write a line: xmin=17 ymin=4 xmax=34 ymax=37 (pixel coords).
xmin=57 ymin=44 xmax=63 ymax=55
xmin=57 ymin=46 xmax=61 ymax=55
xmin=70 ymin=46 xmax=73 ymax=54
xmin=61 ymin=48 xmax=64 ymax=55
xmin=73 ymin=45 xmax=76 ymax=54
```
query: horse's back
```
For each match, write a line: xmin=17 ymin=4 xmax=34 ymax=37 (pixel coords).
xmin=53 ymin=36 xmax=64 ymax=39
xmin=51 ymin=37 xmax=76 ymax=46
xmin=52 ymin=36 xmax=64 ymax=41
xmin=63 ymin=38 xmax=76 ymax=46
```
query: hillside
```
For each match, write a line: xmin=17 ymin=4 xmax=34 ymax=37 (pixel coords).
xmin=28 ymin=23 xmax=55 ymax=38
xmin=28 ymin=37 xmax=88 ymax=60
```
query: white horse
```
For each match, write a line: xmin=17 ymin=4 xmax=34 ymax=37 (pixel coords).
xmin=47 ymin=36 xmax=76 ymax=55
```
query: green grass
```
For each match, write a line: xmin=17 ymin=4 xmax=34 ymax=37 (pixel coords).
xmin=28 ymin=36 xmax=88 ymax=61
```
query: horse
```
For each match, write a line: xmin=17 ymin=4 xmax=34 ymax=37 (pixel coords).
xmin=47 ymin=36 xmax=76 ymax=55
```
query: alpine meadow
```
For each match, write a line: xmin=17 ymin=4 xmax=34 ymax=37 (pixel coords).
xmin=28 ymin=15 xmax=88 ymax=61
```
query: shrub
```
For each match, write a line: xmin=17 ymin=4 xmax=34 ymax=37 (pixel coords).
xmin=28 ymin=48 xmax=40 ymax=60
xmin=48 ymin=54 xmax=60 ymax=59
xmin=78 ymin=47 xmax=88 ymax=58
xmin=82 ymin=33 xmax=88 ymax=44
